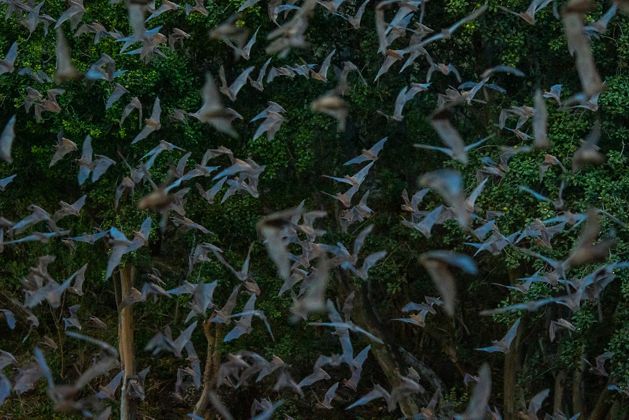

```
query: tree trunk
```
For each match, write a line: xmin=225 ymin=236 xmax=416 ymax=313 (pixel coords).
xmin=553 ymin=370 xmax=566 ymax=415
xmin=349 ymin=276 xmax=419 ymax=417
xmin=398 ymin=346 xmax=445 ymax=393
xmin=118 ymin=265 xmax=137 ymax=420
xmin=194 ymin=321 xmax=223 ymax=419
xmin=504 ymin=317 xmax=524 ymax=419
xmin=572 ymin=349 xmax=586 ymax=418
xmin=503 ymin=268 xmax=525 ymax=420
xmin=589 ymin=380 xmax=611 ymax=420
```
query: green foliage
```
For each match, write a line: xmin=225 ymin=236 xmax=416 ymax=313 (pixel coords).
xmin=1 ymin=0 xmax=629 ymax=418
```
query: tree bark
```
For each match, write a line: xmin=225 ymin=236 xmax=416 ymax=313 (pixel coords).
xmin=504 ymin=317 xmax=524 ymax=419
xmin=572 ymin=348 xmax=586 ymax=418
xmin=589 ymin=380 xmax=611 ymax=420
xmin=398 ymin=346 xmax=445 ymax=393
xmin=194 ymin=321 xmax=223 ymax=419
xmin=348 ymin=275 xmax=419 ymax=417
xmin=553 ymin=370 xmax=566 ymax=415
xmin=118 ymin=265 xmax=137 ymax=420
xmin=503 ymin=268 xmax=525 ymax=420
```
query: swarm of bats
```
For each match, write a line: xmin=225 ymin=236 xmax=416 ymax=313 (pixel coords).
xmin=0 ymin=0 xmax=626 ymax=418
